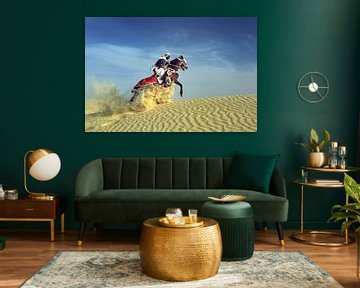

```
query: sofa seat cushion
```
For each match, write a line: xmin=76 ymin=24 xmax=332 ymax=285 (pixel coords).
xmin=76 ymin=189 xmax=280 ymax=202
xmin=75 ymin=189 xmax=288 ymax=222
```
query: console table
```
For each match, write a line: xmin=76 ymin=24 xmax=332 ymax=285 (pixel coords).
xmin=0 ymin=195 xmax=66 ymax=241
xmin=291 ymin=166 xmax=359 ymax=246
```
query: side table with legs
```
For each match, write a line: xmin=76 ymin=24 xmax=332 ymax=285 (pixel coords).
xmin=291 ymin=167 xmax=359 ymax=246
xmin=0 ymin=195 xmax=66 ymax=241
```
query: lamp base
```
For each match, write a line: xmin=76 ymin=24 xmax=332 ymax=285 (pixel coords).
xmin=28 ymin=192 xmax=55 ymax=200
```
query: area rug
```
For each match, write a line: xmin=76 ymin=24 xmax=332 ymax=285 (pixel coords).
xmin=21 ymin=251 xmax=342 ymax=288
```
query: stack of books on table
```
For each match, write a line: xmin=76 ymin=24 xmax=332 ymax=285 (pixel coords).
xmin=314 ymin=179 xmax=342 ymax=185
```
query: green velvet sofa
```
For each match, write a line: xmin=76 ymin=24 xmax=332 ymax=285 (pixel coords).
xmin=74 ymin=157 xmax=288 ymax=245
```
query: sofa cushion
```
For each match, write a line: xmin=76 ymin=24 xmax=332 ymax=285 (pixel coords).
xmin=223 ymin=153 xmax=280 ymax=193
xmin=75 ymin=188 xmax=288 ymax=222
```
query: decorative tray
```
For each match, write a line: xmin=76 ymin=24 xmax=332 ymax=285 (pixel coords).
xmin=208 ymin=194 xmax=246 ymax=203
xmin=159 ymin=216 xmax=204 ymax=228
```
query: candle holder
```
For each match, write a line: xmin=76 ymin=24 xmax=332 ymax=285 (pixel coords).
xmin=328 ymin=142 xmax=338 ymax=169
xmin=337 ymin=146 xmax=347 ymax=169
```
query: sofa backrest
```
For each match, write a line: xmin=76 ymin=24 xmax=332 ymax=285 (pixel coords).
xmin=102 ymin=157 xmax=233 ymax=189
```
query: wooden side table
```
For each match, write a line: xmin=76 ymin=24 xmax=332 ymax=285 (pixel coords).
xmin=0 ymin=195 xmax=66 ymax=241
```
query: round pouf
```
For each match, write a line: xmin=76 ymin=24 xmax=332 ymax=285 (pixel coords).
xmin=201 ymin=201 xmax=254 ymax=261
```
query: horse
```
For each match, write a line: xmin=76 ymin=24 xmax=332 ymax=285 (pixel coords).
xmin=129 ymin=56 xmax=188 ymax=103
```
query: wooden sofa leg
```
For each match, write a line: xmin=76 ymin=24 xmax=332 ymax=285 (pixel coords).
xmin=77 ymin=222 xmax=86 ymax=246
xmin=276 ymin=222 xmax=285 ymax=246
xmin=262 ymin=222 xmax=268 ymax=232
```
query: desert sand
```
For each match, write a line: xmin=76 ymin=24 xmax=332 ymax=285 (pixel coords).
xmin=85 ymin=94 xmax=257 ymax=132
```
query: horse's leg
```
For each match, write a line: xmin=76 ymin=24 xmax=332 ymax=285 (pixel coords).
xmin=129 ymin=92 xmax=136 ymax=102
xmin=174 ymin=80 xmax=183 ymax=97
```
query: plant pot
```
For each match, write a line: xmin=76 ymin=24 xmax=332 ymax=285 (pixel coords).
xmin=307 ymin=152 xmax=328 ymax=168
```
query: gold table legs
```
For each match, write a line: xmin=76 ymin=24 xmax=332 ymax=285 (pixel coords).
xmin=291 ymin=185 xmax=354 ymax=246
xmin=50 ymin=213 xmax=65 ymax=241
xmin=50 ymin=219 xmax=55 ymax=241
xmin=0 ymin=213 xmax=65 ymax=242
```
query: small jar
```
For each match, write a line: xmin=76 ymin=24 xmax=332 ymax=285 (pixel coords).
xmin=5 ymin=189 xmax=18 ymax=200
xmin=0 ymin=184 xmax=4 ymax=199
xmin=301 ymin=169 xmax=308 ymax=183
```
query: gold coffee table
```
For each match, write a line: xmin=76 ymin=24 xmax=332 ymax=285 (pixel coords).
xmin=139 ymin=217 xmax=222 ymax=281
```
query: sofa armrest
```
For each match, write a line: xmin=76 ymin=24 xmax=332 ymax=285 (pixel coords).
xmin=269 ymin=168 xmax=287 ymax=198
xmin=75 ymin=159 xmax=104 ymax=199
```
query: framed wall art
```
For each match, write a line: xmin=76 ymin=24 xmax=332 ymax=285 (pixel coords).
xmin=85 ymin=17 xmax=257 ymax=132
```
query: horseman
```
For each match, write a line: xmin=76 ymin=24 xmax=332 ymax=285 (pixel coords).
xmin=130 ymin=54 xmax=188 ymax=103
xmin=151 ymin=52 xmax=171 ymax=85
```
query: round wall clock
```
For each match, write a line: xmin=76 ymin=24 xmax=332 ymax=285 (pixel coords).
xmin=297 ymin=72 xmax=329 ymax=103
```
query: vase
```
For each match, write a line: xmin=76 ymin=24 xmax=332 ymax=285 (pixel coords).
xmin=308 ymin=152 xmax=328 ymax=168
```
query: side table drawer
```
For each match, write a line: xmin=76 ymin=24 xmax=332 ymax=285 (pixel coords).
xmin=1 ymin=201 xmax=55 ymax=218
xmin=0 ymin=196 xmax=65 ymax=242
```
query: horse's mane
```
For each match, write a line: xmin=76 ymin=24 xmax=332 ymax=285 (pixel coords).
xmin=169 ymin=58 xmax=180 ymax=65
xmin=168 ymin=58 xmax=183 ymax=70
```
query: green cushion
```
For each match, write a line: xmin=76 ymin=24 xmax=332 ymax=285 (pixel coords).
xmin=201 ymin=201 xmax=253 ymax=218
xmin=75 ymin=189 xmax=288 ymax=222
xmin=223 ymin=153 xmax=280 ymax=193
xmin=76 ymin=188 xmax=282 ymax=203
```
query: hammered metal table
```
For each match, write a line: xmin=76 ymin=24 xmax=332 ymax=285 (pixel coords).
xmin=139 ymin=217 xmax=222 ymax=281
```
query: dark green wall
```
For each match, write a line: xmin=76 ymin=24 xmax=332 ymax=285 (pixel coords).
xmin=1 ymin=0 xmax=359 ymax=230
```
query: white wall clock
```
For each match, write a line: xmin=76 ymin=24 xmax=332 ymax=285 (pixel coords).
xmin=297 ymin=72 xmax=329 ymax=103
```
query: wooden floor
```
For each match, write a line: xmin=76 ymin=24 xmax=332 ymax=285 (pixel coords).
xmin=0 ymin=228 xmax=358 ymax=288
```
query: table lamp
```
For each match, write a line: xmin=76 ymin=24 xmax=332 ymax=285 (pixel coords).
xmin=24 ymin=148 xmax=61 ymax=199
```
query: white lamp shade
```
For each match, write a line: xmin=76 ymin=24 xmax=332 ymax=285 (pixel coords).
xmin=29 ymin=153 xmax=61 ymax=181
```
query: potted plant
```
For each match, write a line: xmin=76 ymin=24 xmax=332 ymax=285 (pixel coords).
xmin=329 ymin=173 xmax=360 ymax=233
xmin=329 ymin=173 xmax=360 ymax=279
xmin=296 ymin=128 xmax=330 ymax=167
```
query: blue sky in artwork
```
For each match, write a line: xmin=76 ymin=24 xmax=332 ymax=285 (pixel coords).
xmin=85 ymin=17 xmax=257 ymax=100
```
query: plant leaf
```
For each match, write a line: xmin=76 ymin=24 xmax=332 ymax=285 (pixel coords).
xmin=317 ymin=140 xmax=325 ymax=152
xmin=308 ymin=138 xmax=318 ymax=152
xmin=331 ymin=203 xmax=360 ymax=215
xmin=329 ymin=211 xmax=357 ymax=221
xmin=323 ymin=129 xmax=330 ymax=144
xmin=341 ymin=220 xmax=358 ymax=234
xmin=329 ymin=175 xmax=360 ymax=232
xmin=344 ymin=173 xmax=360 ymax=204
xmin=310 ymin=128 xmax=319 ymax=144
xmin=308 ymin=137 xmax=316 ymax=152
xmin=295 ymin=142 xmax=312 ymax=152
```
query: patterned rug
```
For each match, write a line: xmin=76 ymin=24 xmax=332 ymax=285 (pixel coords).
xmin=21 ymin=251 xmax=342 ymax=288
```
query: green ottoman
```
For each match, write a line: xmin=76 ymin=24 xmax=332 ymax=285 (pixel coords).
xmin=201 ymin=201 xmax=254 ymax=261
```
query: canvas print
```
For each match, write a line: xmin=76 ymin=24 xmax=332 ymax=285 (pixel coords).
xmin=85 ymin=17 xmax=257 ymax=132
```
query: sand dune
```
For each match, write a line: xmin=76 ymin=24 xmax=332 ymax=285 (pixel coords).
xmin=85 ymin=94 xmax=257 ymax=132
